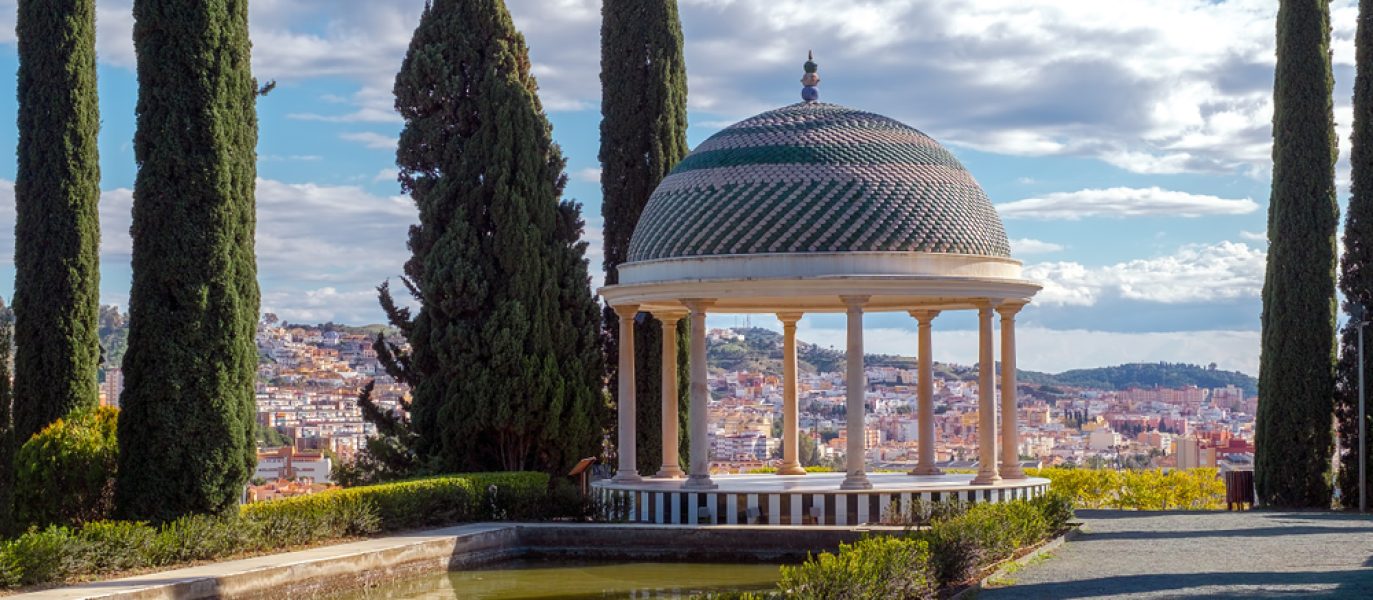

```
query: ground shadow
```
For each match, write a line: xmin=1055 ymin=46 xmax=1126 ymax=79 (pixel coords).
xmin=1074 ymin=524 xmax=1369 ymax=542
xmin=986 ymin=570 xmax=1373 ymax=599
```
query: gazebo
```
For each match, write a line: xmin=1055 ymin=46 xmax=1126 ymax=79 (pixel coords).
xmin=595 ymin=56 xmax=1047 ymax=525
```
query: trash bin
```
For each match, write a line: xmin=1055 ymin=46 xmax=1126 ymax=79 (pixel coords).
xmin=1224 ymin=469 xmax=1254 ymax=510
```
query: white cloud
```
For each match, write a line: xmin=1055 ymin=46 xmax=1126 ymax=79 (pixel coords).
xmin=998 ymin=187 xmax=1258 ymax=220
xmin=7 ymin=0 xmax=1330 ymax=176
xmin=1023 ymin=241 xmax=1266 ymax=306
xmin=574 ymin=167 xmax=601 ymax=184
xmin=13 ymin=0 xmax=1351 ymax=176
xmin=340 ymin=132 xmax=398 ymax=150
xmin=0 ymin=177 xmax=416 ymax=324
xmin=1239 ymin=230 xmax=1267 ymax=242
xmin=1010 ymin=238 xmax=1064 ymax=255
xmin=373 ymin=168 xmax=399 ymax=184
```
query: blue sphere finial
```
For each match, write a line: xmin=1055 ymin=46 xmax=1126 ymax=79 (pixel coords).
xmin=801 ymin=50 xmax=820 ymax=103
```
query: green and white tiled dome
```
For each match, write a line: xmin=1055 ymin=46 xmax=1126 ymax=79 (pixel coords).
xmin=626 ymin=102 xmax=1012 ymax=263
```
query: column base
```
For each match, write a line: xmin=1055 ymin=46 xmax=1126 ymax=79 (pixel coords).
xmin=908 ymin=464 xmax=944 ymax=476
xmin=776 ymin=463 xmax=807 ymax=476
xmin=999 ymin=465 xmax=1027 ymax=480
xmin=611 ymin=471 xmax=644 ymax=483
xmin=840 ymin=473 xmax=873 ymax=490
xmin=683 ymin=474 xmax=718 ymax=490
xmin=970 ymin=470 xmax=1001 ymax=485
xmin=653 ymin=466 xmax=686 ymax=479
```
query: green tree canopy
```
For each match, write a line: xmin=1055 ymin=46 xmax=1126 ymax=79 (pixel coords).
xmin=1335 ymin=0 xmax=1373 ymax=509
xmin=1257 ymin=0 xmax=1339 ymax=508
xmin=12 ymin=0 xmax=102 ymax=444
xmin=116 ymin=0 xmax=260 ymax=522
xmin=391 ymin=0 xmax=606 ymax=475
xmin=600 ymin=0 xmax=691 ymax=475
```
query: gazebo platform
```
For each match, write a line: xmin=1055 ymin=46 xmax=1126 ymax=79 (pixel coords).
xmin=593 ymin=473 xmax=1051 ymax=526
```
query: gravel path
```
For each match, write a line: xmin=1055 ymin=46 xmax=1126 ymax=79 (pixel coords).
xmin=980 ymin=510 xmax=1373 ymax=599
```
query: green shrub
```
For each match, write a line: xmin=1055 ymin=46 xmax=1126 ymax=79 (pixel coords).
xmin=0 ymin=542 xmax=19 ymax=587
xmin=148 ymin=514 xmax=242 ymax=565
xmin=76 ymin=521 xmax=157 ymax=572
xmin=927 ymin=507 xmax=1007 ymax=586
xmin=1 ymin=526 xmax=83 ymax=586
xmin=14 ymin=407 xmax=119 ymax=528
xmin=1031 ymin=488 xmax=1075 ymax=531
xmin=779 ymin=535 xmax=937 ymax=600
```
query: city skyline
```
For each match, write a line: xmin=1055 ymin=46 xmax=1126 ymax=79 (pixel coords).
xmin=0 ymin=0 xmax=1350 ymax=375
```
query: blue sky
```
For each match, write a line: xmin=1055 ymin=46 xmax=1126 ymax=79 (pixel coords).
xmin=0 ymin=0 xmax=1357 ymax=375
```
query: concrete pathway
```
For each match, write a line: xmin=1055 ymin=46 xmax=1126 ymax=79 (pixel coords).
xmin=981 ymin=510 xmax=1373 ymax=599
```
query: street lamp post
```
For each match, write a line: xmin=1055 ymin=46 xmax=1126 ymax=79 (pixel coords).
xmin=1350 ymin=303 xmax=1368 ymax=514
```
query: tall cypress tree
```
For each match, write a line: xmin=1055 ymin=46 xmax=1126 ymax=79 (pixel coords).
xmin=600 ymin=0 xmax=691 ymax=475
xmin=394 ymin=0 xmax=606 ymax=474
xmin=11 ymin=0 xmax=101 ymax=444
xmin=1257 ymin=0 xmax=1339 ymax=507
xmin=1336 ymin=0 xmax=1373 ymax=508
xmin=116 ymin=0 xmax=260 ymax=522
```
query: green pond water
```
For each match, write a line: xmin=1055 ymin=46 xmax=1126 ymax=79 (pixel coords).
xmin=340 ymin=559 xmax=782 ymax=599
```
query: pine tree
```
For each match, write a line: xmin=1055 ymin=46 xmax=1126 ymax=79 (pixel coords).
xmin=393 ymin=0 xmax=606 ymax=475
xmin=1257 ymin=0 xmax=1339 ymax=507
xmin=0 ymin=302 xmax=14 ymax=537
xmin=600 ymin=0 xmax=691 ymax=474
xmin=115 ymin=0 xmax=260 ymax=522
xmin=11 ymin=0 xmax=101 ymax=444
xmin=1336 ymin=0 xmax=1373 ymax=508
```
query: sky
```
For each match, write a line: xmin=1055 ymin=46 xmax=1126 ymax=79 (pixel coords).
xmin=0 ymin=0 xmax=1357 ymax=376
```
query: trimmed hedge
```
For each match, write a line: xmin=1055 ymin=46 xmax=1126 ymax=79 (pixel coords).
xmin=0 ymin=471 xmax=548 ymax=590
xmin=1027 ymin=467 xmax=1225 ymax=510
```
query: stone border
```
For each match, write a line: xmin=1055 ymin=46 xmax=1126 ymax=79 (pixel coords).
xmin=947 ymin=524 xmax=1083 ymax=600
xmin=9 ymin=523 xmax=905 ymax=600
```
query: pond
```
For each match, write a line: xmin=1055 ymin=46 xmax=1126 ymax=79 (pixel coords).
xmin=339 ymin=559 xmax=783 ymax=599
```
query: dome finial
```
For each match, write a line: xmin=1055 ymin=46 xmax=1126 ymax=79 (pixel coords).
xmin=801 ymin=50 xmax=820 ymax=103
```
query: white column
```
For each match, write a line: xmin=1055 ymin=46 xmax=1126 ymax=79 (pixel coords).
xmin=655 ymin=311 xmax=687 ymax=478
xmin=840 ymin=296 xmax=872 ymax=490
xmin=683 ymin=299 xmax=717 ymax=490
xmin=972 ymin=301 xmax=1001 ymax=485
xmin=909 ymin=310 xmax=942 ymax=476
xmin=999 ymin=303 xmax=1026 ymax=479
xmin=777 ymin=312 xmax=806 ymax=475
xmin=612 ymin=304 xmax=642 ymax=483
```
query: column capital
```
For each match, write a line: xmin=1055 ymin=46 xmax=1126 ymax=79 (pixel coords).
xmin=996 ymin=301 xmax=1027 ymax=318
xmin=776 ymin=311 xmax=804 ymax=325
xmin=908 ymin=309 xmax=942 ymax=323
xmin=972 ymin=298 xmax=999 ymax=312
xmin=681 ymin=298 xmax=715 ymax=313
xmin=839 ymin=295 xmax=870 ymax=308
xmin=654 ymin=309 xmax=688 ymax=324
xmin=612 ymin=303 xmax=641 ymax=319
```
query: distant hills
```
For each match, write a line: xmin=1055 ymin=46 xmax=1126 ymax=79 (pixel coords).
xmin=1019 ymin=363 xmax=1257 ymax=396
xmin=709 ymin=326 xmax=1257 ymax=395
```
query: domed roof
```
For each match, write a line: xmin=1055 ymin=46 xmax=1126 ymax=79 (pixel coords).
xmin=626 ymin=102 xmax=1012 ymax=263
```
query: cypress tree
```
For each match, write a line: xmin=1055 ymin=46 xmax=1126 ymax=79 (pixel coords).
xmin=394 ymin=0 xmax=606 ymax=474
xmin=1336 ymin=0 xmax=1373 ymax=508
xmin=600 ymin=0 xmax=691 ymax=474
xmin=11 ymin=0 xmax=101 ymax=444
xmin=116 ymin=0 xmax=260 ymax=522
xmin=1257 ymin=0 xmax=1339 ymax=507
